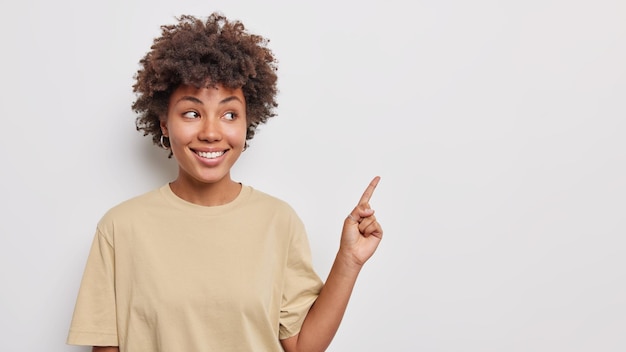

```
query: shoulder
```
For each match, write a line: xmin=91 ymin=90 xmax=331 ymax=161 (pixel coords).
xmin=242 ymin=186 xmax=306 ymax=230
xmin=245 ymin=186 xmax=297 ymax=214
xmin=243 ymin=186 xmax=309 ymax=240
xmin=96 ymin=186 xmax=165 ymax=228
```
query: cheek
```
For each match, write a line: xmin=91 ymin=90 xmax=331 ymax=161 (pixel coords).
xmin=227 ymin=123 xmax=248 ymax=145
xmin=168 ymin=124 xmax=194 ymax=143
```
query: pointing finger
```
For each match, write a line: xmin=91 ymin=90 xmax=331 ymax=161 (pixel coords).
xmin=358 ymin=176 xmax=381 ymax=205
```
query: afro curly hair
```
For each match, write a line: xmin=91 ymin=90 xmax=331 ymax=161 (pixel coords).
xmin=132 ymin=12 xmax=278 ymax=151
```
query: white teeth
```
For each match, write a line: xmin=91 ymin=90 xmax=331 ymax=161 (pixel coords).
xmin=197 ymin=151 xmax=225 ymax=159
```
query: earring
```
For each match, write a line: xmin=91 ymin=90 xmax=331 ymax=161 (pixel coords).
xmin=160 ymin=135 xmax=170 ymax=150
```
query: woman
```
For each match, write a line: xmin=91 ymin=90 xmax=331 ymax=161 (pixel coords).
xmin=67 ymin=12 xmax=383 ymax=352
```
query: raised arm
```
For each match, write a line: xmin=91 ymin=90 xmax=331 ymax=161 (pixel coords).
xmin=281 ymin=176 xmax=383 ymax=352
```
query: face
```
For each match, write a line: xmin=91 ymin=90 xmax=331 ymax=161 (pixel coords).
xmin=161 ymin=84 xmax=247 ymax=189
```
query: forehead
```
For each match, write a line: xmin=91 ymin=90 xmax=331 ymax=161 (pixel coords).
xmin=169 ymin=84 xmax=246 ymax=105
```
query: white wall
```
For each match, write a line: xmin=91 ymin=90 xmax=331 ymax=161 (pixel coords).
xmin=1 ymin=0 xmax=625 ymax=351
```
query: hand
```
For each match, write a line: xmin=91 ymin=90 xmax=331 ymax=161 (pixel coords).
xmin=340 ymin=176 xmax=383 ymax=267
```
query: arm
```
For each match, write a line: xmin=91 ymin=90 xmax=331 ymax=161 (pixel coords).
xmin=281 ymin=177 xmax=383 ymax=352
xmin=93 ymin=347 xmax=119 ymax=352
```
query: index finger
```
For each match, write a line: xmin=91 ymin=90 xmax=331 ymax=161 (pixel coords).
xmin=358 ymin=176 xmax=381 ymax=205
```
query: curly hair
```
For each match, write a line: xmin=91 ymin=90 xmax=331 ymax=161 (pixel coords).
xmin=132 ymin=13 xmax=278 ymax=150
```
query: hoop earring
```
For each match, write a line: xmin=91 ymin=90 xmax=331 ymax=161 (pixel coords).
xmin=160 ymin=135 xmax=170 ymax=150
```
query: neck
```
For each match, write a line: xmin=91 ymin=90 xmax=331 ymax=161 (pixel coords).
xmin=169 ymin=176 xmax=242 ymax=207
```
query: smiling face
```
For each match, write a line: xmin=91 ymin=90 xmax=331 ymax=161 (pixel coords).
xmin=161 ymin=84 xmax=248 ymax=194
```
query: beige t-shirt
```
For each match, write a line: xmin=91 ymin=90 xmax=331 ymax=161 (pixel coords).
xmin=67 ymin=184 xmax=322 ymax=351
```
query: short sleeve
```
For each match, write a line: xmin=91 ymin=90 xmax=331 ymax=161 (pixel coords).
xmin=67 ymin=228 xmax=119 ymax=346
xmin=278 ymin=217 xmax=323 ymax=339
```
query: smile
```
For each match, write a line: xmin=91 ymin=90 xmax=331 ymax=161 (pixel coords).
xmin=196 ymin=150 xmax=226 ymax=159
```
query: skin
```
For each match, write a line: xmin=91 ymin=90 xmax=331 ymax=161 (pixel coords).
xmin=93 ymin=84 xmax=383 ymax=352
xmin=161 ymin=84 xmax=248 ymax=206
xmin=280 ymin=176 xmax=382 ymax=352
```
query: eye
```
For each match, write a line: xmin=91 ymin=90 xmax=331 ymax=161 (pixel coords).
xmin=183 ymin=111 xmax=200 ymax=119
xmin=223 ymin=112 xmax=238 ymax=121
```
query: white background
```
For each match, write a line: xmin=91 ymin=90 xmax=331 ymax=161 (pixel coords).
xmin=1 ymin=0 xmax=625 ymax=351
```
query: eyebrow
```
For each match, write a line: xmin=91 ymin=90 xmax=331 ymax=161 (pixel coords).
xmin=175 ymin=95 xmax=243 ymax=106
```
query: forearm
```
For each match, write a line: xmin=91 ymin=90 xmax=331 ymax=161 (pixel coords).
xmin=295 ymin=251 xmax=363 ymax=352
xmin=282 ymin=177 xmax=383 ymax=352
xmin=93 ymin=347 xmax=119 ymax=352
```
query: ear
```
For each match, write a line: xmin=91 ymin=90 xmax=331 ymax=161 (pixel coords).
xmin=160 ymin=119 xmax=169 ymax=136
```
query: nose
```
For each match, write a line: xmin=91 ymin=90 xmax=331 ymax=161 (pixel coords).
xmin=198 ymin=117 xmax=222 ymax=142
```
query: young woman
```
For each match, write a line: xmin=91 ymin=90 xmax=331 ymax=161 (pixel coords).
xmin=67 ymin=13 xmax=383 ymax=352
